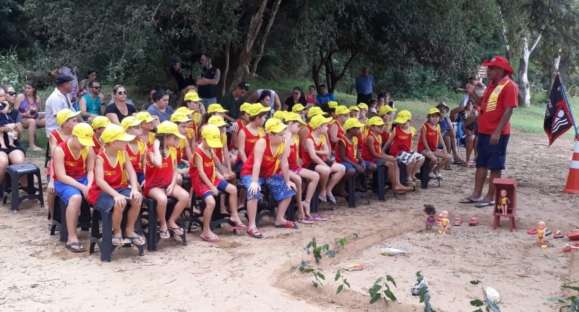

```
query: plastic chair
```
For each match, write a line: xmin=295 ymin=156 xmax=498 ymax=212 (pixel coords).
xmin=89 ymin=207 xmax=145 ymax=262
xmin=3 ymin=163 xmax=44 ymax=211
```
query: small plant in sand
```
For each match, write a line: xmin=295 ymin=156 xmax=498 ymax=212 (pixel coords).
xmin=469 ymin=284 xmax=501 ymax=312
xmin=305 ymin=238 xmax=331 ymax=264
xmin=368 ymin=274 xmax=398 ymax=304
xmin=334 ymin=269 xmax=351 ymax=294
xmin=553 ymin=283 xmax=579 ymax=312
xmin=299 ymin=261 xmax=326 ymax=288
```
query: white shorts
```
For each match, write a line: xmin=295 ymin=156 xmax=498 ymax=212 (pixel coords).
xmin=397 ymin=152 xmax=425 ymax=164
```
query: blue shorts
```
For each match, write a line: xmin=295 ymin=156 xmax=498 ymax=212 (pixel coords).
xmin=136 ymin=172 xmax=145 ymax=185
xmin=54 ymin=176 xmax=88 ymax=205
xmin=476 ymin=134 xmax=510 ymax=171
xmin=201 ymin=180 xmax=229 ymax=199
xmin=95 ymin=188 xmax=132 ymax=214
xmin=240 ymin=175 xmax=295 ymax=202
xmin=341 ymin=161 xmax=365 ymax=172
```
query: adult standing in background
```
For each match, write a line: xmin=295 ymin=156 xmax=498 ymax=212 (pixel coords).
xmin=284 ymin=87 xmax=306 ymax=111
xmin=461 ymin=56 xmax=518 ymax=208
xmin=221 ymin=81 xmax=249 ymax=121
xmin=355 ymin=67 xmax=374 ymax=104
xmin=197 ymin=53 xmax=220 ymax=108
xmin=147 ymin=89 xmax=174 ymax=122
xmin=78 ymin=80 xmax=104 ymax=120
xmin=45 ymin=74 xmax=75 ymax=137
xmin=58 ymin=66 xmax=79 ymax=104
xmin=105 ymin=84 xmax=136 ymax=124
xmin=17 ymin=82 xmax=45 ymax=151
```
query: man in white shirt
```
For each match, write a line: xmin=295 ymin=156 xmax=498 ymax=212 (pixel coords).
xmin=45 ymin=74 xmax=74 ymax=137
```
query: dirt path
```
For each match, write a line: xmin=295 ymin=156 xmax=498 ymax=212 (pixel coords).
xmin=0 ymin=131 xmax=577 ymax=312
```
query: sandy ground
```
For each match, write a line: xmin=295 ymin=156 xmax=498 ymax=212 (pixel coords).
xmin=0 ymin=131 xmax=578 ymax=312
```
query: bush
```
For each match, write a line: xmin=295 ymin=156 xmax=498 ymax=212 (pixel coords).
xmin=0 ymin=50 xmax=26 ymax=90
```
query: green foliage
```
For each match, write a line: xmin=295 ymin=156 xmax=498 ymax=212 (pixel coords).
xmin=298 ymin=261 xmax=326 ymax=288
xmin=305 ymin=238 xmax=330 ymax=264
xmin=554 ymin=283 xmax=579 ymax=312
xmin=368 ymin=274 xmax=398 ymax=304
xmin=334 ymin=269 xmax=351 ymax=295
xmin=0 ymin=50 xmax=26 ymax=90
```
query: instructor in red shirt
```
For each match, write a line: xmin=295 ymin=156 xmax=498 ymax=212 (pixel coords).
xmin=461 ymin=56 xmax=518 ymax=207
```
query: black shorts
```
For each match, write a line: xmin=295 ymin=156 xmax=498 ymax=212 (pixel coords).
xmin=476 ymin=134 xmax=509 ymax=171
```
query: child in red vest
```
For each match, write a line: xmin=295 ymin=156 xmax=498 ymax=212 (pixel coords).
xmin=385 ymin=110 xmax=425 ymax=186
xmin=121 ymin=116 xmax=146 ymax=185
xmin=145 ymin=121 xmax=190 ymax=241
xmin=335 ymin=118 xmax=365 ymax=176
xmin=91 ymin=116 xmax=110 ymax=154
xmin=238 ymin=103 xmax=269 ymax=164
xmin=87 ymin=124 xmax=144 ymax=247
xmin=240 ymin=118 xmax=297 ymax=238
xmin=191 ymin=124 xmax=244 ymax=242
xmin=361 ymin=117 xmax=412 ymax=193
xmin=53 ymin=123 xmax=96 ymax=252
xmin=328 ymin=105 xmax=349 ymax=149
xmin=418 ymin=107 xmax=451 ymax=178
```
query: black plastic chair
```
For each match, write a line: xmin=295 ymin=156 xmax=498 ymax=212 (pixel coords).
xmin=50 ymin=195 xmax=91 ymax=243
xmin=89 ymin=207 xmax=145 ymax=262
xmin=3 ymin=163 xmax=44 ymax=211
xmin=142 ymin=197 xmax=187 ymax=252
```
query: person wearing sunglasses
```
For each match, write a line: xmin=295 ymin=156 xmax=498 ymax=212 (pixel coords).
xmin=79 ymin=80 xmax=104 ymax=120
xmin=105 ymin=84 xmax=136 ymax=124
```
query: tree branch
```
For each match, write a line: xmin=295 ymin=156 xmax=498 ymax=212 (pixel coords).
xmin=251 ymin=0 xmax=283 ymax=76
xmin=529 ymin=33 xmax=542 ymax=54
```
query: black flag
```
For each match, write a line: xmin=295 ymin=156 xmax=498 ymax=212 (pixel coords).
xmin=544 ymin=74 xmax=574 ymax=145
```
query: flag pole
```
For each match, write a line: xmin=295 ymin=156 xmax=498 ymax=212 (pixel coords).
xmin=558 ymin=74 xmax=579 ymax=136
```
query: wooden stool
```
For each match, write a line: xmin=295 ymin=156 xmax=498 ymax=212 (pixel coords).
xmin=492 ymin=178 xmax=517 ymax=231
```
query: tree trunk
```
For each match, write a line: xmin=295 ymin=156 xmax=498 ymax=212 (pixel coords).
xmin=227 ymin=0 xmax=270 ymax=93
xmin=517 ymin=34 xmax=541 ymax=107
xmin=250 ymin=0 xmax=283 ymax=76
xmin=221 ymin=41 xmax=231 ymax=97
xmin=497 ymin=3 xmax=512 ymax=60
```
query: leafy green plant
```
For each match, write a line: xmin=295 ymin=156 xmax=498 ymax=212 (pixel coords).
xmin=334 ymin=269 xmax=351 ymax=294
xmin=299 ymin=261 xmax=325 ymax=288
xmin=305 ymin=238 xmax=330 ymax=264
xmin=368 ymin=274 xmax=398 ymax=304
xmin=555 ymin=284 xmax=579 ymax=312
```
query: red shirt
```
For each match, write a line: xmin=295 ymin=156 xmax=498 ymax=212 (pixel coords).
xmin=87 ymin=151 xmax=129 ymax=205
xmin=301 ymin=132 xmax=327 ymax=168
xmin=143 ymin=146 xmax=175 ymax=195
xmin=417 ymin=123 xmax=441 ymax=152
xmin=361 ymin=131 xmax=382 ymax=161
xmin=126 ymin=140 xmax=145 ymax=174
xmin=190 ymin=146 xmax=220 ymax=196
xmin=335 ymin=135 xmax=358 ymax=163
xmin=240 ymin=126 xmax=265 ymax=160
xmin=93 ymin=134 xmax=103 ymax=155
xmin=49 ymin=129 xmax=67 ymax=179
xmin=240 ymin=137 xmax=284 ymax=178
xmin=477 ymin=77 xmax=518 ymax=135
xmin=389 ymin=126 xmax=413 ymax=156
xmin=56 ymin=141 xmax=88 ymax=180
xmin=330 ymin=120 xmax=345 ymax=149
xmin=288 ymin=135 xmax=300 ymax=171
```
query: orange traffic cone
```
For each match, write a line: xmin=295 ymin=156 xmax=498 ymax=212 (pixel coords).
xmin=564 ymin=135 xmax=579 ymax=194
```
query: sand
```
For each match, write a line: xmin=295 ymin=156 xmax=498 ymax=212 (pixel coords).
xmin=0 ymin=131 xmax=578 ymax=312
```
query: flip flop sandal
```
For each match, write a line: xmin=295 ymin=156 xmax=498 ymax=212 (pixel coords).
xmin=298 ymin=218 xmax=315 ymax=224
xmin=327 ymin=193 xmax=337 ymax=204
xmin=65 ymin=241 xmax=86 ymax=253
xmin=126 ymin=234 xmax=146 ymax=247
xmin=554 ymin=231 xmax=564 ymax=239
xmin=453 ymin=217 xmax=463 ymax=226
xmin=247 ymin=227 xmax=264 ymax=239
xmin=310 ymin=214 xmax=328 ymax=221
xmin=169 ymin=226 xmax=185 ymax=237
xmin=459 ymin=197 xmax=483 ymax=204
xmin=159 ymin=229 xmax=170 ymax=239
xmin=200 ymin=233 xmax=220 ymax=243
xmin=318 ymin=195 xmax=327 ymax=203
xmin=275 ymin=221 xmax=298 ymax=229
xmin=527 ymin=228 xmax=537 ymax=235
xmin=112 ymin=236 xmax=125 ymax=246
xmin=474 ymin=201 xmax=495 ymax=208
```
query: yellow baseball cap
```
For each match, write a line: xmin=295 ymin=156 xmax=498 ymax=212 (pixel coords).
xmin=157 ymin=121 xmax=185 ymax=139
xmin=201 ymin=124 xmax=223 ymax=148
xmin=378 ymin=105 xmax=397 ymax=116
xmin=309 ymin=114 xmax=333 ymax=129
xmin=292 ymin=103 xmax=305 ymax=113
xmin=207 ymin=103 xmax=228 ymax=114
xmin=358 ymin=103 xmax=369 ymax=110
xmin=101 ymin=124 xmax=136 ymax=144
xmin=170 ymin=112 xmax=192 ymax=123
xmin=184 ymin=91 xmax=201 ymax=102
xmin=349 ymin=106 xmax=360 ymax=112
xmin=121 ymin=116 xmax=142 ymax=130
xmin=56 ymin=109 xmax=80 ymax=126
xmin=427 ymin=107 xmax=441 ymax=116
xmin=273 ymin=111 xmax=287 ymax=120
xmin=134 ymin=111 xmax=155 ymax=123
xmin=208 ymin=115 xmax=227 ymax=127
xmin=394 ymin=110 xmax=412 ymax=124
xmin=328 ymin=101 xmax=338 ymax=109
xmin=240 ymin=102 xmax=252 ymax=113
xmin=307 ymin=106 xmax=327 ymax=119
xmin=284 ymin=112 xmax=306 ymax=125
xmin=72 ymin=123 xmax=95 ymax=147
xmin=343 ymin=118 xmax=364 ymax=131
xmin=334 ymin=105 xmax=350 ymax=116
xmin=246 ymin=103 xmax=271 ymax=117
xmin=265 ymin=118 xmax=287 ymax=134
xmin=367 ymin=116 xmax=385 ymax=127
xmin=175 ymin=106 xmax=193 ymax=115
xmin=91 ymin=116 xmax=110 ymax=129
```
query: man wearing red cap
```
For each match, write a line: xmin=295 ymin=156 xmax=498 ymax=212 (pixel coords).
xmin=461 ymin=56 xmax=518 ymax=207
